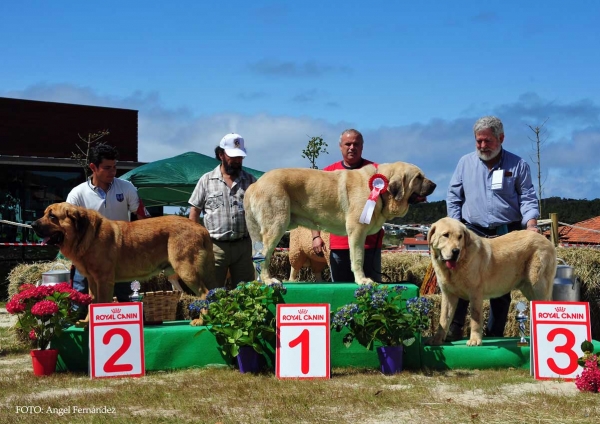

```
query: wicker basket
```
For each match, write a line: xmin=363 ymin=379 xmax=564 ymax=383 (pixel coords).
xmin=141 ymin=291 xmax=182 ymax=324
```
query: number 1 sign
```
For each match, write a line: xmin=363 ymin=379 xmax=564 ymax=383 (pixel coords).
xmin=276 ymin=304 xmax=330 ymax=379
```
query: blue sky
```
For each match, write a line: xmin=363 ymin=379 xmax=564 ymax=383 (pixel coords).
xmin=2 ymin=1 xmax=600 ymax=205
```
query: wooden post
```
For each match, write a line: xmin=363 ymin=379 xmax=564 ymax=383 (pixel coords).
xmin=550 ymin=213 xmax=559 ymax=246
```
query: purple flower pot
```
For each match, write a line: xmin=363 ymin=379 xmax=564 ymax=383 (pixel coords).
xmin=237 ymin=346 xmax=261 ymax=374
xmin=376 ymin=345 xmax=404 ymax=375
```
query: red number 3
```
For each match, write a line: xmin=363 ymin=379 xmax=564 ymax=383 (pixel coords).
xmin=103 ymin=328 xmax=133 ymax=373
xmin=546 ymin=328 xmax=579 ymax=375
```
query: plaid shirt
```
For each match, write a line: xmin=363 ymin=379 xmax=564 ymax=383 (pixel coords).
xmin=188 ymin=165 xmax=256 ymax=240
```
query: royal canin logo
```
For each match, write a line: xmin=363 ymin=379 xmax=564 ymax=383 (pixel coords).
xmin=555 ymin=306 xmax=566 ymax=312
xmin=298 ymin=308 xmax=308 ymax=314
xmin=111 ymin=308 xmax=122 ymax=313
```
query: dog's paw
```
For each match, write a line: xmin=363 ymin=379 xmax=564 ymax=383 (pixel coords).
xmin=190 ymin=318 xmax=204 ymax=326
xmin=75 ymin=319 xmax=89 ymax=329
xmin=425 ymin=336 xmax=444 ymax=346
xmin=355 ymin=277 xmax=375 ymax=285
xmin=466 ymin=338 xmax=483 ymax=347
xmin=265 ymin=278 xmax=282 ymax=285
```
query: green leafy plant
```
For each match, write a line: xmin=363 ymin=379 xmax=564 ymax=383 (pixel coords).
xmin=190 ymin=281 xmax=287 ymax=358
xmin=6 ymin=283 xmax=92 ymax=350
xmin=301 ymin=135 xmax=328 ymax=169
xmin=331 ymin=283 xmax=431 ymax=350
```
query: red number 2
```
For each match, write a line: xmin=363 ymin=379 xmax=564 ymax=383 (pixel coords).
xmin=546 ymin=328 xmax=579 ymax=375
xmin=103 ymin=328 xmax=133 ymax=373
xmin=289 ymin=329 xmax=310 ymax=374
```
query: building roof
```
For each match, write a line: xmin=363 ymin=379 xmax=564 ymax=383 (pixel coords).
xmin=559 ymin=216 xmax=600 ymax=245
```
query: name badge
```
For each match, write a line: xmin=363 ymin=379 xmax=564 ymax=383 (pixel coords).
xmin=492 ymin=170 xmax=503 ymax=190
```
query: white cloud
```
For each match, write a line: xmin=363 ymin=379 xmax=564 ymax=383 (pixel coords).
xmin=3 ymin=84 xmax=600 ymax=202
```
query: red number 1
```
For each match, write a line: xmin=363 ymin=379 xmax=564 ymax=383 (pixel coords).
xmin=289 ymin=329 xmax=310 ymax=374
xmin=546 ymin=327 xmax=579 ymax=375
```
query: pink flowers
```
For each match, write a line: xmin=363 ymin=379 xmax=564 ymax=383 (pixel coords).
xmin=31 ymin=300 xmax=59 ymax=317
xmin=575 ymin=355 xmax=600 ymax=393
xmin=6 ymin=282 xmax=92 ymax=350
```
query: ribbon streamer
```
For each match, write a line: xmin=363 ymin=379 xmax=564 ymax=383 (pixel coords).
xmin=359 ymin=174 xmax=389 ymax=224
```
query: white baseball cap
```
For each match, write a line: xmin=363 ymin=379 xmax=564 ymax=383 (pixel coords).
xmin=220 ymin=133 xmax=247 ymax=158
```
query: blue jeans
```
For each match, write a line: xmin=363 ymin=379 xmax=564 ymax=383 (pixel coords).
xmin=329 ymin=248 xmax=382 ymax=283
xmin=73 ymin=268 xmax=132 ymax=303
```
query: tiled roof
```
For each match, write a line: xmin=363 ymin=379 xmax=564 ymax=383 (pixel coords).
xmin=559 ymin=216 xmax=600 ymax=245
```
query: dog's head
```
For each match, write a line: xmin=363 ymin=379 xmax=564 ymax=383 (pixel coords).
xmin=377 ymin=162 xmax=436 ymax=218
xmin=427 ymin=217 xmax=471 ymax=270
xmin=31 ymin=202 xmax=90 ymax=249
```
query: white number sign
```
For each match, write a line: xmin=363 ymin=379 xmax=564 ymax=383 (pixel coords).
xmin=276 ymin=304 xmax=330 ymax=379
xmin=531 ymin=301 xmax=591 ymax=380
xmin=89 ymin=303 xmax=145 ymax=379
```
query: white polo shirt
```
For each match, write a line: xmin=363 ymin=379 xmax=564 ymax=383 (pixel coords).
xmin=66 ymin=178 xmax=141 ymax=221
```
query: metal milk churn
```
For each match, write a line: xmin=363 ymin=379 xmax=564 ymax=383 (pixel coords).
xmin=552 ymin=258 xmax=580 ymax=302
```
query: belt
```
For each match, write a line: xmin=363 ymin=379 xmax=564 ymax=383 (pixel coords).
xmin=211 ymin=235 xmax=249 ymax=243
xmin=463 ymin=221 xmax=521 ymax=238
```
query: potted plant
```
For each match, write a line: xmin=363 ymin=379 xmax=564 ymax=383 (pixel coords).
xmin=331 ymin=283 xmax=432 ymax=374
xmin=190 ymin=281 xmax=287 ymax=373
xmin=6 ymin=282 xmax=92 ymax=375
xmin=575 ymin=340 xmax=600 ymax=393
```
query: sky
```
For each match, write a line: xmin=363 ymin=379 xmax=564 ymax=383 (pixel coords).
xmin=2 ymin=1 xmax=600 ymax=205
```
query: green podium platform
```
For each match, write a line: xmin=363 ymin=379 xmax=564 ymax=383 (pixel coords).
xmin=53 ymin=283 xmax=421 ymax=372
xmin=51 ymin=282 xmax=600 ymax=373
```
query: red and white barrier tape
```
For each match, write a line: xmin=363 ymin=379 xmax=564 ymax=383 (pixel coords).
xmin=0 ymin=242 xmax=45 ymax=246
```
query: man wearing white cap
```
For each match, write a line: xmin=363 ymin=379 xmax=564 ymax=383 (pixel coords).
xmin=189 ymin=133 xmax=257 ymax=288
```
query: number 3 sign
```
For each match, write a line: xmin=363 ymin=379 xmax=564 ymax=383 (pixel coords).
xmin=531 ymin=301 xmax=591 ymax=380
xmin=276 ymin=304 xmax=330 ymax=379
xmin=89 ymin=303 xmax=145 ymax=378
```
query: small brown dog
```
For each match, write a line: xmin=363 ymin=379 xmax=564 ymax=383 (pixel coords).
xmin=427 ymin=217 xmax=556 ymax=346
xmin=288 ymin=227 xmax=331 ymax=282
xmin=32 ymin=202 xmax=217 ymax=324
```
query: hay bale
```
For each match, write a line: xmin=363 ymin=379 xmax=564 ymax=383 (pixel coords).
xmin=7 ymin=259 xmax=72 ymax=297
xmin=381 ymin=252 xmax=430 ymax=285
xmin=423 ymin=291 xmax=528 ymax=339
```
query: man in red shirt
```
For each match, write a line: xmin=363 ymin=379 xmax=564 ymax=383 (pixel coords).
xmin=311 ymin=129 xmax=384 ymax=282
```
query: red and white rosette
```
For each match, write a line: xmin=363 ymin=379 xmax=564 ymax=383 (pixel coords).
xmin=359 ymin=174 xmax=389 ymax=224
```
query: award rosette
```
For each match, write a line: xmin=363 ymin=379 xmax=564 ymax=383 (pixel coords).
xmin=359 ymin=174 xmax=389 ymax=224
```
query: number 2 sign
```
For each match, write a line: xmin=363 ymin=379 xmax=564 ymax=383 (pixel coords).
xmin=276 ymin=304 xmax=330 ymax=379
xmin=89 ymin=303 xmax=145 ymax=379
xmin=531 ymin=301 xmax=591 ymax=380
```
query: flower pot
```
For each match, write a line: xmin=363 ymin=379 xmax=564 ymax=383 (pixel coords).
xmin=237 ymin=346 xmax=261 ymax=374
xmin=376 ymin=345 xmax=403 ymax=375
xmin=30 ymin=349 xmax=59 ymax=376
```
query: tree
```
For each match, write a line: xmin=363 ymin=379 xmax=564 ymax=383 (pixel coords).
xmin=527 ymin=119 xmax=549 ymax=217
xmin=301 ymin=136 xmax=328 ymax=169
xmin=71 ymin=130 xmax=110 ymax=180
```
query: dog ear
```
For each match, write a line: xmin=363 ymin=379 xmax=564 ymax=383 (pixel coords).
xmin=427 ymin=223 xmax=436 ymax=245
xmin=387 ymin=179 xmax=405 ymax=202
xmin=66 ymin=206 xmax=89 ymax=234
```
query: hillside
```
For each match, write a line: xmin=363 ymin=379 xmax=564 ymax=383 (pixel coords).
xmin=390 ymin=197 xmax=600 ymax=226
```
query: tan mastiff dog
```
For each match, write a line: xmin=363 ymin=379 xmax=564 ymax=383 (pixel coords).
xmin=244 ymin=162 xmax=436 ymax=285
xmin=32 ymin=202 xmax=218 ymax=324
xmin=427 ymin=217 xmax=556 ymax=346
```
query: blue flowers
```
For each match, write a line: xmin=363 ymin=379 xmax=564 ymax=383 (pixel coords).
xmin=331 ymin=283 xmax=432 ymax=350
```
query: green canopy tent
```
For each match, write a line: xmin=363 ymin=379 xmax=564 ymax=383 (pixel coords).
xmin=120 ymin=151 xmax=264 ymax=207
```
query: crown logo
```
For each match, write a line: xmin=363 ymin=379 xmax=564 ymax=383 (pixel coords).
xmin=298 ymin=308 xmax=308 ymax=314
xmin=555 ymin=306 xmax=566 ymax=312
xmin=111 ymin=308 xmax=122 ymax=314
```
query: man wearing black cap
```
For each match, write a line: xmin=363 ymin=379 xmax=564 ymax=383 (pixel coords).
xmin=189 ymin=133 xmax=257 ymax=288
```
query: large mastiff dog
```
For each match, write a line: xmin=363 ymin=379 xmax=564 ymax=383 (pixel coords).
xmin=427 ymin=217 xmax=556 ymax=346
xmin=244 ymin=162 xmax=436 ymax=284
xmin=32 ymin=202 xmax=217 ymax=323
